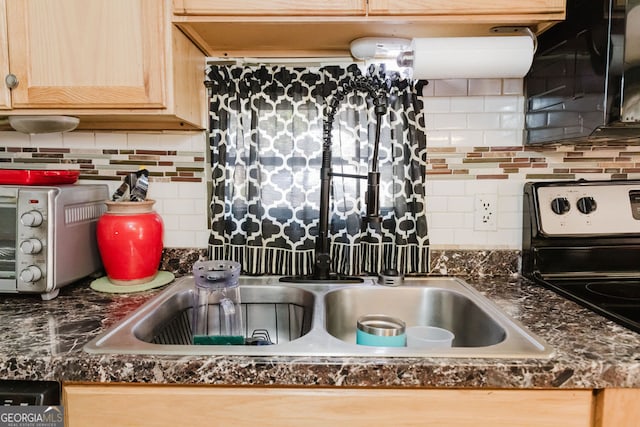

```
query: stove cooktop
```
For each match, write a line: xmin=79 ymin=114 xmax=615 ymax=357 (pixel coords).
xmin=536 ymin=276 xmax=640 ymax=333
xmin=523 ymin=180 xmax=640 ymax=334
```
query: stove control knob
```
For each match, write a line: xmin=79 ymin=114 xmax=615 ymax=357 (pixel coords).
xmin=550 ymin=197 xmax=570 ymax=215
xmin=577 ymin=196 xmax=597 ymax=214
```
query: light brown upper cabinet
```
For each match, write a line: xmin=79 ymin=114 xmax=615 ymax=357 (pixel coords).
xmin=171 ymin=0 xmax=565 ymax=58
xmin=367 ymin=0 xmax=566 ymax=15
xmin=7 ymin=0 xmax=163 ymax=109
xmin=0 ymin=0 xmax=10 ymax=110
xmin=173 ymin=0 xmax=366 ymax=16
xmin=2 ymin=0 xmax=206 ymax=130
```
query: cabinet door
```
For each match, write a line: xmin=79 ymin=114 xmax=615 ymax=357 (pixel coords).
xmin=368 ymin=0 xmax=565 ymax=15
xmin=0 ymin=0 xmax=10 ymax=110
xmin=64 ymin=384 xmax=593 ymax=427
xmin=173 ymin=0 xmax=366 ymax=16
xmin=595 ymin=389 xmax=640 ymax=427
xmin=6 ymin=0 xmax=165 ymax=109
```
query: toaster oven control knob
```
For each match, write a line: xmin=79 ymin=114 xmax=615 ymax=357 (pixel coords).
xmin=19 ymin=265 xmax=42 ymax=283
xmin=550 ymin=197 xmax=570 ymax=215
xmin=20 ymin=210 xmax=43 ymax=227
xmin=20 ymin=239 xmax=43 ymax=255
xmin=577 ymin=196 xmax=597 ymax=214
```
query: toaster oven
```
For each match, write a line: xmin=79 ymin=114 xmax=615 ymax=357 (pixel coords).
xmin=0 ymin=184 xmax=108 ymax=300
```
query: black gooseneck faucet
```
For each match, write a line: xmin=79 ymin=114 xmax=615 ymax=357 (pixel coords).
xmin=281 ymin=75 xmax=388 ymax=283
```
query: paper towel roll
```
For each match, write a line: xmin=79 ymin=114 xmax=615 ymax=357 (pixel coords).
xmin=409 ymin=36 xmax=535 ymax=79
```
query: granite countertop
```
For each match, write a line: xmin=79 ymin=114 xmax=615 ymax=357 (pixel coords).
xmin=1 ymin=273 xmax=639 ymax=389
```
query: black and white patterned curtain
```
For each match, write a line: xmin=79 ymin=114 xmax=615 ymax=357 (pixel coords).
xmin=206 ymin=63 xmax=429 ymax=276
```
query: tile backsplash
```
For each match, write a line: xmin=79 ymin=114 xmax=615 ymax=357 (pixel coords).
xmin=2 ymin=78 xmax=639 ymax=251
xmin=0 ymin=130 xmax=210 ymax=249
xmin=422 ymin=79 xmax=640 ymax=250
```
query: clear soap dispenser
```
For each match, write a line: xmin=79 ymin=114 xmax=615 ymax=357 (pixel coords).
xmin=192 ymin=260 xmax=244 ymax=345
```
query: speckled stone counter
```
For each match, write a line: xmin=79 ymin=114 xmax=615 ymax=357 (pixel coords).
xmin=1 ymin=250 xmax=639 ymax=390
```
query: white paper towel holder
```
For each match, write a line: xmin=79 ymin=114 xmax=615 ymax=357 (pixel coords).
xmin=397 ymin=26 xmax=538 ymax=79
xmin=397 ymin=27 xmax=537 ymax=67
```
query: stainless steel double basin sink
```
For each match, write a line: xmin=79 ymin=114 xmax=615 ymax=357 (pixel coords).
xmin=84 ymin=276 xmax=553 ymax=358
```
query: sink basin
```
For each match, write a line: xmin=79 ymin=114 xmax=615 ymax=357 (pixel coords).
xmin=135 ymin=283 xmax=314 ymax=346
xmin=84 ymin=276 xmax=553 ymax=358
xmin=325 ymin=287 xmax=505 ymax=347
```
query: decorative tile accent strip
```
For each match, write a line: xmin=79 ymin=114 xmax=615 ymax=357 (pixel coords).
xmin=427 ymin=142 xmax=640 ymax=180
xmin=0 ymin=146 xmax=205 ymax=183
xmin=2 ymin=129 xmax=639 ymax=186
xmin=5 ymin=141 xmax=639 ymax=184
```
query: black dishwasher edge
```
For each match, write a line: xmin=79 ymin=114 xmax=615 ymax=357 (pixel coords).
xmin=0 ymin=380 xmax=60 ymax=406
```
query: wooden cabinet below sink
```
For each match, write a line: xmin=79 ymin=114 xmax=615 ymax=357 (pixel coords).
xmin=66 ymin=384 xmax=640 ymax=426
xmin=594 ymin=388 xmax=640 ymax=427
xmin=64 ymin=384 xmax=593 ymax=427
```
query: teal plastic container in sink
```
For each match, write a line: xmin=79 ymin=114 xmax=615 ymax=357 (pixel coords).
xmin=356 ymin=314 xmax=406 ymax=347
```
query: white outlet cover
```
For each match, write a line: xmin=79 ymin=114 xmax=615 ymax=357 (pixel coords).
xmin=474 ymin=194 xmax=498 ymax=231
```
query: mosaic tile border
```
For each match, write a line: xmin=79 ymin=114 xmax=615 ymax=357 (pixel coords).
xmin=0 ymin=146 xmax=206 ymax=183
xmin=3 ymin=139 xmax=640 ymax=184
xmin=427 ymin=140 xmax=640 ymax=180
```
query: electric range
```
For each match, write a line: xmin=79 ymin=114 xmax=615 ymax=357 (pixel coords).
xmin=522 ymin=179 xmax=640 ymax=333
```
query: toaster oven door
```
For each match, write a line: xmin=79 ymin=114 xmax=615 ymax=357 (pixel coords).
xmin=0 ymin=189 xmax=17 ymax=290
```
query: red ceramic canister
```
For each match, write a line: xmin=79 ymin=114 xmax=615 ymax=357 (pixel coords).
xmin=96 ymin=200 xmax=164 ymax=285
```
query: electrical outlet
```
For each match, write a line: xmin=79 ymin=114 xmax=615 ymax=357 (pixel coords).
xmin=474 ymin=194 xmax=498 ymax=231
